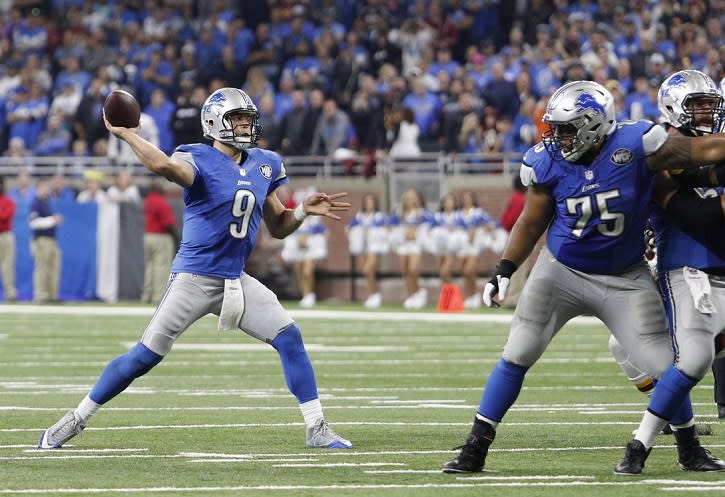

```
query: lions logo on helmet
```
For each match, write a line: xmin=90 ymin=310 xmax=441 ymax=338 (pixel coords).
xmin=658 ymin=70 xmax=724 ymax=135
xmin=201 ymin=87 xmax=263 ymax=150
xmin=542 ymin=81 xmax=616 ymax=163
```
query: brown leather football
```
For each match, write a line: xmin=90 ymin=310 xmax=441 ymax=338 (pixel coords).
xmin=103 ymin=90 xmax=141 ymax=128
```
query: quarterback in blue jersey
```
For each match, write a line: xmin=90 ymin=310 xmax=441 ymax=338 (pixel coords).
xmin=442 ymin=80 xmax=725 ymax=475
xmin=607 ymin=70 xmax=725 ymax=474
xmin=38 ymin=87 xmax=353 ymax=450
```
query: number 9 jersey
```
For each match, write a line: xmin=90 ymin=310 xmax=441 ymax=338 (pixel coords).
xmin=169 ymin=143 xmax=288 ymax=278
xmin=521 ymin=120 xmax=668 ymax=273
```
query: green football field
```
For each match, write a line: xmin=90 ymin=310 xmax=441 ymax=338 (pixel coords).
xmin=2 ymin=303 xmax=725 ymax=496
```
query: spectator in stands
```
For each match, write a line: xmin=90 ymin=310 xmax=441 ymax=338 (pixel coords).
xmin=214 ymin=44 xmax=247 ymax=88
xmin=73 ymin=78 xmax=108 ymax=153
xmin=7 ymin=171 xmax=35 ymax=209
xmin=481 ymin=63 xmax=519 ymax=122
xmin=48 ymin=174 xmax=76 ymax=202
xmin=347 ymin=193 xmax=389 ymax=309
xmin=402 ymin=76 xmax=441 ymax=142
xmin=29 ymin=179 xmax=62 ymax=303
xmin=279 ymin=89 xmax=309 ymax=156
xmin=140 ymin=179 xmax=177 ymax=304
xmin=4 ymin=136 xmax=32 ymax=173
xmin=34 ymin=113 xmax=71 ymax=156
xmin=53 ymin=54 xmax=91 ymax=98
xmin=172 ymin=79 xmax=204 ymax=148
xmin=257 ymin=93 xmax=281 ymax=152
xmin=499 ymin=174 xmax=527 ymax=309
xmin=107 ymin=170 xmax=141 ymax=204
xmin=137 ymin=44 xmax=174 ymax=107
xmin=49 ymin=81 xmax=82 ymax=125
xmin=108 ymin=111 xmax=159 ymax=167
xmin=0 ymin=176 xmax=16 ymax=301
xmin=389 ymin=189 xmax=433 ymax=309
xmin=76 ymin=171 xmax=108 ymax=204
xmin=246 ymin=22 xmax=281 ymax=84
xmin=144 ymin=88 xmax=175 ymax=155
xmin=310 ymin=98 xmax=352 ymax=158
xmin=390 ymin=18 xmax=435 ymax=78
xmin=389 ymin=107 xmax=421 ymax=158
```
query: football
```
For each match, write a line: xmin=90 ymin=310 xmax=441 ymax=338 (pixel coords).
xmin=103 ymin=90 xmax=141 ymax=128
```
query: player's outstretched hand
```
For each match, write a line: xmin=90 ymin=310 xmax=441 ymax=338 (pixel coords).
xmin=303 ymin=192 xmax=351 ymax=220
xmin=482 ymin=259 xmax=517 ymax=308
xmin=103 ymin=112 xmax=140 ymax=138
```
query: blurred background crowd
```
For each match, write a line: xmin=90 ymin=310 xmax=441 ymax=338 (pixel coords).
xmin=0 ymin=0 xmax=723 ymax=168
xmin=1 ymin=0 xmax=725 ymax=305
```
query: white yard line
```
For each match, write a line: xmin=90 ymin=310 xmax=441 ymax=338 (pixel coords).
xmin=0 ymin=481 xmax=698 ymax=494
xmin=0 ymin=304 xmax=604 ymax=326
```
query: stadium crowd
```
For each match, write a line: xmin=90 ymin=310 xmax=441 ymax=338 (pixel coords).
xmin=0 ymin=0 xmax=723 ymax=169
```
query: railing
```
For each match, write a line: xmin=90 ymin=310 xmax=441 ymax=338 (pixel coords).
xmin=0 ymin=151 xmax=524 ymax=181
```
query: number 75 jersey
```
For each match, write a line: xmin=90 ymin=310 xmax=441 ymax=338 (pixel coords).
xmin=169 ymin=143 xmax=289 ymax=279
xmin=521 ymin=120 xmax=667 ymax=274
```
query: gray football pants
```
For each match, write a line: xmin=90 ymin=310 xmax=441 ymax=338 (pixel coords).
xmin=141 ymin=272 xmax=295 ymax=356
xmin=503 ymin=246 xmax=674 ymax=380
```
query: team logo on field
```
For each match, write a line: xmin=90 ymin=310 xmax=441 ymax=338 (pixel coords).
xmin=259 ymin=164 xmax=273 ymax=179
xmin=611 ymin=148 xmax=634 ymax=165
xmin=584 ymin=169 xmax=594 ymax=180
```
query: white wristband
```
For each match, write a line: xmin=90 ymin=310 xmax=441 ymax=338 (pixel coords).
xmin=293 ymin=203 xmax=308 ymax=222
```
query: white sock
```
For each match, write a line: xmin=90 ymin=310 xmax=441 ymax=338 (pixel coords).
xmin=300 ymin=399 xmax=324 ymax=429
xmin=74 ymin=395 xmax=101 ymax=422
xmin=634 ymin=411 xmax=668 ymax=449
xmin=476 ymin=413 xmax=499 ymax=430
xmin=670 ymin=417 xmax=696 ymax=431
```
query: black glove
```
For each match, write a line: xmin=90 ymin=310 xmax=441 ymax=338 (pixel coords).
xmin=482 ymin=259 xmax=517 ymax=308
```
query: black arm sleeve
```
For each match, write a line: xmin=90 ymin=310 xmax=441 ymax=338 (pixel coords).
xmin=665 ymin=189 xmax=725 ymax=227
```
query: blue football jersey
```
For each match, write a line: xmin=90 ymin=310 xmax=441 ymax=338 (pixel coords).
xmin=650 ymin=185 xmax=725 ymax=272
xmin=169 ymin=144 xmax=288 ymax=278
xmin=521 ymin=120 xmax=662 ymax=273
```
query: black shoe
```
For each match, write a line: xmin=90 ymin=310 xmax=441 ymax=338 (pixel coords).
xmin=442 ymin=420 xmax=496 ymax=473
xmin=614 ymin=440 xmax=651 ymax=475
xmin=675 ymin=427 xmax=725 ymax=472
xmin=718 ymin=404 xmax=725 ymax=419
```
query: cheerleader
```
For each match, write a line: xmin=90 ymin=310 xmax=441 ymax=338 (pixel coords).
xmin=281 ymin=214 xmax=328 ymax=308
xmin=347 ymin=193 xmax=389 ymax=308
xmin=458 ymin=191 xmax=493 ymax=308
xmin=389 ymin=189 xmax=434 ymax=309
xmin=430 ymin=193 xmax=467 ymax=285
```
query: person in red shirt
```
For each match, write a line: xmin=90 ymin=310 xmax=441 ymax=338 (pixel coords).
xmin=0 ymin=176 xmax=17 ymax=301
xmin=141 ymin=179 xmax=177 ymax=303
xmin=500 ymin=175 xmax=527 ymax=308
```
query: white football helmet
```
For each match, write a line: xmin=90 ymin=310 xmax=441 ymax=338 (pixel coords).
xmin=201 ymin=87 xmax=262 ymax=149
xmin=542 ymin=81 xmax=616 ymax=162
xmin=658 ymin=70 xmax=724 ymax=135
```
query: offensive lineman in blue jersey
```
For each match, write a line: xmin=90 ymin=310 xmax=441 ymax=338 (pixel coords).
xmin=442 ymin=80 xmax=725 ymax=475
xmin=38 ymin=87 xmax=353 ymax=450
xmin=607 ymin=70 xmax=725 ymax=474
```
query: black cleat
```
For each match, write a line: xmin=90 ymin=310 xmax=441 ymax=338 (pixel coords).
xmin=442 ymin=419 xmax=495 ymax=474
xmin=718 ymin=404 xmax=725 ymax=419
xmin=614 ymin=440 xmax=651 ymax=475
xmin=675 ymin=427 xmax=725 ymax=472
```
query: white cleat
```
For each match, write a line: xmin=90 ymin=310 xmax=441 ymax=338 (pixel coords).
xmin=306 ymin=419 xmax=352 ymax=449
xmin=38 ymin=410 xmax=86 ymax=449
xmin=363 ymin=293 xmax=382 ymax=309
